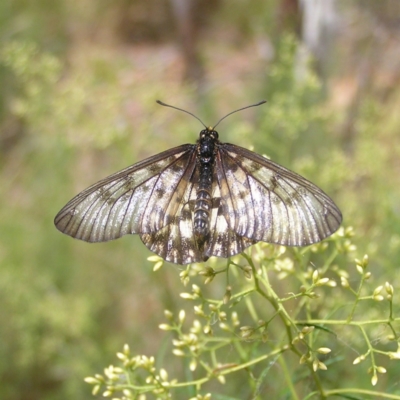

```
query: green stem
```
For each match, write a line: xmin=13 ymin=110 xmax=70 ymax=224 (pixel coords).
xmin=277 ymin=356 xmax=300 ymax=400
xmin=324 ymin=388 xmax=400 ymax=399
xmin=348 ymin=272 xmax=368 ymax=321
xmin=295 ymin=318 xmax=400 ymax=325
xmin=242 ymin=253 xmax=328 ymax=397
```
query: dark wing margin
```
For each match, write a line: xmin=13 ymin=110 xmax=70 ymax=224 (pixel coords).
xmin=216 ymin=144 xmax=342 ymax=246
xmin=54 ymin=144 xmax=196 ymax=242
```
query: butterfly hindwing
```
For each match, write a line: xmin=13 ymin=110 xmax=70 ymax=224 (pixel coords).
xmin=204 ymin=178 xmax=257 ymax=259
xmin=216 ymin=144 xmax=342 ymax=246
xmin=140 ymin=156 xmax=204 ymax=265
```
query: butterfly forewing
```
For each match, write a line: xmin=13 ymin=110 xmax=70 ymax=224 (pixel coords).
xmin=54 ymin=145 xmax=195 ymax=242
xmin=217 ymin=144 xmax=342 ymax=246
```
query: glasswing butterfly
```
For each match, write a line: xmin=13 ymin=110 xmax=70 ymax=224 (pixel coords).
xmin=54 ymin=100 xmax=342 ymax=265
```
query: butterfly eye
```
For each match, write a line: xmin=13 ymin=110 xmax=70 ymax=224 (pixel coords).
xmin=211 ymin=131 xmax=219 ymax=140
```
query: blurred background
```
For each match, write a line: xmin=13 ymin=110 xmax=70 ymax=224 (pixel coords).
xmin=1 ymin=0 xmax=400 ymax=398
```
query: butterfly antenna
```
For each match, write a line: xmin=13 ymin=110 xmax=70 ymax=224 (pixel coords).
xmin=212 ymin=100 xmax=267 ymax=129
xmin=156 ymin=100 xmax=207 ymax=128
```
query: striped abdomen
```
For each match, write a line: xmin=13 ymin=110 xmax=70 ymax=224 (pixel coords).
xmin=194 ymin=164 xmax=213 ymax=242
xmin=194 ymin=192 xmax=212 ymax=236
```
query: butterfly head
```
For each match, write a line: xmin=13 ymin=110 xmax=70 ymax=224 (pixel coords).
xmin=198 ymin=127 xmax=219 ymax=160
xmin=200 ymin=127 xmax=219 ymax=141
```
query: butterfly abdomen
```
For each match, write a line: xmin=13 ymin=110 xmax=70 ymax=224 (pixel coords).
xmin=194 ymin=163 xmax=213 ymax=237
xmin=194 ymin=129 xmax=218 ymax=242
xmin=194 ymin=187 xmax=212 ymax=237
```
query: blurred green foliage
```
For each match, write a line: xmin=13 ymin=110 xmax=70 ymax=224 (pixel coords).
xmin=86 ymin=234 xmax=400 ymax=399
xmin=1 ymin=2 xmax=400 ymax=399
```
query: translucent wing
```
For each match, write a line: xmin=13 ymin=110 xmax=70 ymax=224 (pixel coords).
xmin=215 ymin=144 xmax=342 ymax=246
xmin=203 ymin=179 xmax=257 ymax=259
xmin=55 ymin=139 xmax=342 ymax=264
xmin=140 ymin=168 xmax=257 ymax=264
xmin=54 ymin=144 xmax=196 ymax=242
xmin=140 ymin=167 xmax=203 ymax=265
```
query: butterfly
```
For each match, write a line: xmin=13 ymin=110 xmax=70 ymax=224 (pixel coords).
xmin=54 ymin=100 xmax=342 ymax=265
